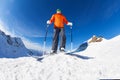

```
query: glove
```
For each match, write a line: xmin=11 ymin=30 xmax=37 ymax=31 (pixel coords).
xmin=47 ymin=20 xmax=51 ymax=24
xmin=67 ymin=22 xmax=73 ymax=26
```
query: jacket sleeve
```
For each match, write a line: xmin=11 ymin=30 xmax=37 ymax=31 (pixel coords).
xmin=63 ymin=16 xmax=68 ymax=24
xmin=50 ymin=14 xmax=55 ymax=23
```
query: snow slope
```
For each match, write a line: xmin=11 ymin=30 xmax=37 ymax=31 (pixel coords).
xmin=0 ymin=30 xmax=32 ymax=58
xmin=0 ymin=35 xmax=120 ymax=80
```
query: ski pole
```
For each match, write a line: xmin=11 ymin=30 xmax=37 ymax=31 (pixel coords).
xmin=43 ymin=25 xmax=49 ymax=56
xmin=70 ymin=26 xmax=73 ymax=51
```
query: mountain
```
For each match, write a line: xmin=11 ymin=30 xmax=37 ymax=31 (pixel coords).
xmin=0 ymin=32 xmax=120 ymax=80
xmin=0 ymin=29 xmax=32 ymax=58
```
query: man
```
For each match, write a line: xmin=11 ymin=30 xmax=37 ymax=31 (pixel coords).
xmin=47 ymin=9 xmax=73 ymax=54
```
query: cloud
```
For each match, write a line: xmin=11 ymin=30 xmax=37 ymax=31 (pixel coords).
xmin=0 ymin=20 xmax=13 ymax=36
xmin=9 ymin=0 xmax=14 ymax=3
xmin=11 ymin=22 xmax=45 ymax=38
xmin=21 ymin=37 xmax=51 ymax=52
xmin=0 ymin=19 xmax=49 ymax=51
xmin=21 ymin=37 xmax=42 ymax=51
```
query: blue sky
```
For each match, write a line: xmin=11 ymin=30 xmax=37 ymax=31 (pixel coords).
xmin=0 ymin=0 xmax=120 ymax=51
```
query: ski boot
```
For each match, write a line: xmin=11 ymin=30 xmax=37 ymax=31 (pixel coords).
xmin=50 ymin=50 xmax=57 ymax=55
xmin=60 ymin=47 xmax=65 ymax=53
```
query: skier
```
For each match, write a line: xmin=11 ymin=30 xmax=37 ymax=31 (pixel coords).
xmin=47 ymin=9 xmax=73 ymax=54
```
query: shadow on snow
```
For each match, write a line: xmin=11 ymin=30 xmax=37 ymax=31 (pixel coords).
xmin=66 ymin=42 xmax=94 ymax=60
xmin=66 ymin=53 xmax=94 ymax=60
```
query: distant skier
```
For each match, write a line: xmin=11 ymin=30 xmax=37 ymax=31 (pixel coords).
xmin=47 ymin=9 xmax=73 ymax=54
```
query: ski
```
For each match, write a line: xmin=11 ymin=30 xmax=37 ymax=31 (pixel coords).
xmin=27 ymin=53 xmax=45 ymax=61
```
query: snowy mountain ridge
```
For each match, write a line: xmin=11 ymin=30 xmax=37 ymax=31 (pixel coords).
xmin=0 ymin=29 xmax=32 ymax=58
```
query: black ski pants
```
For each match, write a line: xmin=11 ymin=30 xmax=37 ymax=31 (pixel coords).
xmin=52 ymin=28 xmax=66 ymax=52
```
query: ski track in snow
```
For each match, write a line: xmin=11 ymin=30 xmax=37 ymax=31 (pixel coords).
xmin=0 ymin=35 xmax=120 ymax=80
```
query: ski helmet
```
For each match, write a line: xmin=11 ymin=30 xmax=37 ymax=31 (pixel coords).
xmin=56 ymin=9 xmax=61 ymax=13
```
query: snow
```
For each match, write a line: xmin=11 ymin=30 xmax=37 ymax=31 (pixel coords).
xmin=0 ymin=34 xmax=120 ymax=80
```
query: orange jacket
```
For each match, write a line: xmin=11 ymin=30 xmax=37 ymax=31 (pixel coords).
xmin=50 ymin=13 xmax=68 ymax=28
